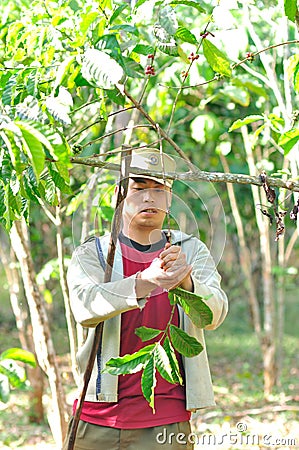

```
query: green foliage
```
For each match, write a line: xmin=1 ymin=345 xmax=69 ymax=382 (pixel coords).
xmin=284 ymin=0 xmax=297 ymax=22
xmin=0 ymin=0 xmax=296 ymax=232
xmin=104 ymin=287 xmax=212 ymax=410
xmin=0 ymin=348 xmax=36 ymax=403
xmin=202 ymin=39 xmax=232 ymax=78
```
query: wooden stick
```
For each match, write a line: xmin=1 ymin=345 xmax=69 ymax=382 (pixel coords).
xmin=66 ymin=147 xmax=132 ymax=450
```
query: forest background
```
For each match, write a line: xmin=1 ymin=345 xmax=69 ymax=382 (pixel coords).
xmin=0 ymin=0 xmax=298 ymax=448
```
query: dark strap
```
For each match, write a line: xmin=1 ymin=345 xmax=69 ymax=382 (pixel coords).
xmin=95 ymin=237 xmax=107 ymax=397
xmin=95 ymin=237 xmax=107 ymax=271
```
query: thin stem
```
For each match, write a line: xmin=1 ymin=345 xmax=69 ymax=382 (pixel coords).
xmin=166 ymin=19 xmax=213 ymax=133
xmin=77 ymin=124 xmax=154 ymax=151
xmin=157 ymin=304 xmax=177 ymax=345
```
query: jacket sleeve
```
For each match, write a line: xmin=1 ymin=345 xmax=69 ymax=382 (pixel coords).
xmin=67 ymin=240 xmax=145 ymax=328
xmin=185 ymin=237 xmax=228 ymax=330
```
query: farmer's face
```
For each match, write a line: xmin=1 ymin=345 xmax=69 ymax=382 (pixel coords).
xmin=122 ymin=177 xmax=171 ymax=231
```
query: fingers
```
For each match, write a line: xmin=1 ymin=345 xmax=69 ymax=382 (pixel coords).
xmin=159 ymin=245 xmax=180 ymax=259
xmin=156 ymin=264 xmax=192 ymax=291
xmin=160 ymin=245 xmax=186 ymax=270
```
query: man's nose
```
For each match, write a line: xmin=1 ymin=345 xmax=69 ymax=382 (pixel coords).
xmin=142 ymin=189 xmax=154 ymax=202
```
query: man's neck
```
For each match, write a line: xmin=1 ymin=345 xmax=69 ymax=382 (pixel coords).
xmin=121 ymin=226 xmax=163 ymax=245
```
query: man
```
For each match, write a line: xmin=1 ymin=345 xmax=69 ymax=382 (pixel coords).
xmin=65 ymin=148 xmax=228 ymax=450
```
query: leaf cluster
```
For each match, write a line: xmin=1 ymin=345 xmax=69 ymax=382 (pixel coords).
xmin=0 ymin=347 xmax=36 ymax=403
xmin=104 ymin=287 xmax=213 ymax=411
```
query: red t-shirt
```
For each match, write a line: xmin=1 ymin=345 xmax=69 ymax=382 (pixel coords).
xmin=74 ymin=233 xmax=190 ymax=429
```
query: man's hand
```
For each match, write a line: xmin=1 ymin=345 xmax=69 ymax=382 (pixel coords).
xmin=159 ymin=244 xmax=194 ymax=291
xmin=135 ymin=244 xmax=193 ymax=299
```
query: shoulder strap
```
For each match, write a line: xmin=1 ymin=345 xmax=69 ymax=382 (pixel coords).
xmin=95 ymin=237 xmax=107 ymax=271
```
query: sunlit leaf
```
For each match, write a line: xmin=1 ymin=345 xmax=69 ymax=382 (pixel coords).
xmin=175 ymin=26 xmax=197 ymax=45
xmin=170 ymin=1 xmax=206 ymax=13
xmin=19 ymin=127 xmax=45 ymax=179
xmin=103 ymin=344 xmax=155 ymax=375
xmin=278 ymin=128 xmax=299 ymax=154
xmin=81 ymin=49 xmax=124 ymax=89
xmin=132 ymin=44 xmax=155 ymax=56
xmin=203 ymin=39 xmax=232 ymax=77
xmin=163 ymin=336 xmax=183 ymax=384
xmin=228 ymin=115 xmax=264 ymax=132
xmin=0 ymin=348 xmax=36 ymax=367
xmin=155 ymin=342 xmax=177 ymax=384
xmin=109 ymin=4 xmax=128 ymax=24
xmin=284 ymin=0 xmax=297 ymax=22
xmin=141 ymin=354 xmax=156 ymax=412
xmin=0 ymin=361 xmax=26 ymax=389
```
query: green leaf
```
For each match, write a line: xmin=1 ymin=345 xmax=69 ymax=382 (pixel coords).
xmin=134 ymin=0 xmax=150 ymax=11
xmin=132 ymin=44 xmax=155 ymax=56
xmin=228 ymin=115 xmax=264 ymax=132
xmin=155 ymin=342 xmax=178 ymax=384
xmin=168 ymin=291 xmax=177 ymax=305
xmin=287 ymin=54 xmax=299 ymax=92
xmin=19 ymin=127 xmax=45 ymax=179
xmin=54 ymin=55 xmax=76 ymax=90
xmin=171 ymin=287 xmax=213 ymax=328
xmin=0 ymin=362 xmax=27 ymax=389
xmin=175 ymin=26 xmax=198 ymax=45
xmin=43 ymin=175 xmax=58 ymax=205
xmin=16 ymin=122 xmax=57 ymax=162
xmin=0 ymin=374 xmax=10 ymax=403
xmin=135 ymin=326 xmax=162 ymax=342
xmin=163 ymin=336 xmax=183 ymax=384
xmin=284 ymin=0 xmax=297 ymax=22
xmin=278 ymin=128 xmax=299 ymax=155
xmin=106 ymin=87 xmax=125 ymax=106
xmin=110 ymin=24 xmax=139 ymax=36
xmin=0 ymin=348 xmax=36 ymax=367
xmin=267 ymin=113 xmax=285 ymax=132
xmin=169 ymin=325 xmax=203 ymax=357
xmin=0 ymin=130 xmax=25 ymax=174
xmin=141 ymin=354 xmax=156 ymax=412
xmin=109 ymin=4 xmax=128 ymax=24
xmin=2 ymin=74 xmax=18 ymax=106
xmin=0 ymin=182 xmax=6 ymax=227
xmin=48 ymin=164 xmax=72 ymax=194
xmin=122 ymin=56 xmax=144 ymax=78
xmin=104 ymin=344 xmax=155 ymax=375
xmin=170 ymin=1 xmax=206 ymax=13
xmin=202 ymin=39 xmax=232 ymax=77
xmin=81 ymin=49 xmax=124 ymax=89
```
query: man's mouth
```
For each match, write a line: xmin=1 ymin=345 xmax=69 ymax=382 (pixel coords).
xmin=140 ymin=208 xmax=158 ymax=214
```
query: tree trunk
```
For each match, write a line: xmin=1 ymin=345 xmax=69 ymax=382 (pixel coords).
xmin=56 ymin=195 xmax=80 ymax=387
xmin=10 ymin=219 xmax=68 ymax=447
xmin=0 ymin=236 xmax=45 ymax=423
xmin=242 ymin=126 xmax=277 ymax=395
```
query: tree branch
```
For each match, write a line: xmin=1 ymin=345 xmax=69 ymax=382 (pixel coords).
xmin=122 ymin=87 xmax=195 ymax=170
xmin=70 ymin=155 xmax=299 ymax=192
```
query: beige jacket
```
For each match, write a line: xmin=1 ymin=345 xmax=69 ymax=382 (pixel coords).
xmin=67 ymin=230 xmax=228 ymax=411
